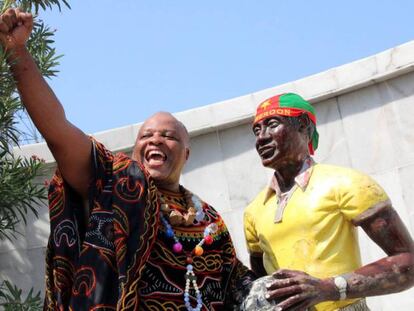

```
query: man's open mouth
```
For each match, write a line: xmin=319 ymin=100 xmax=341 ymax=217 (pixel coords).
xmin=258 ymin=146 xmax=274 ymax=159
xmin=145 ymin=149 xmax=167 ymax=166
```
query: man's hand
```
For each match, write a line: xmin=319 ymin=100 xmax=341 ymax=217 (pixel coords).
xmin=0 ymin=8 xmax=33 ymax=50
xmin=266 ymin=269 xmax=336 ymax=311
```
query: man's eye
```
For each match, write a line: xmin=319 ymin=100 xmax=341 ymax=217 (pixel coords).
xmin=141 ymin=133 xmax=152 ymax=138
xmin=163 ymin=134 xmax=177 ymax=140
xmin=268 ymin=120 xmax=280 ymax=128
xmin=253 ymin=128 xmax=260 ymax=136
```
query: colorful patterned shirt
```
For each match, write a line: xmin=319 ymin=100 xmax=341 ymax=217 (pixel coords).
xmin=44 ymin=140 xmax=254 ymax=310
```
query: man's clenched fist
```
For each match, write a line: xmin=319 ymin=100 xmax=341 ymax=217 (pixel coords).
xmin=0 ymin=8 xmax=33 ymax=50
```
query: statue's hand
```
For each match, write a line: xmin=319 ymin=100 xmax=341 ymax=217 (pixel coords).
xmin=0 ymin=8 xmax=33 ymax=50
xmin=266 ymin=269 xmax=336 ymax=311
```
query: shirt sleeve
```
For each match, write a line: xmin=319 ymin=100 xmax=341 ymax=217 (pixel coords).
xmin=90 ymin=138 xmax=114 ymax=196
xmin=244 ymin=206 xmax=263 ymax=255
xmin=337 ymin=169 xmax=390 ymax=221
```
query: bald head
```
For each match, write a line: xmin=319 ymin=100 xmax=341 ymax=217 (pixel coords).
xmin=139 ymin=111 xmax=190 ymax=148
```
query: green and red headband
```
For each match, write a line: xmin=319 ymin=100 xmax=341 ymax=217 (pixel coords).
xmin=254 ymin=93 xmax=319 ymax=155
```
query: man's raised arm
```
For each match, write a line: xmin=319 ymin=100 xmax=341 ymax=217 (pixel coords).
xmin=0 ymin=8 xmax=92 ymax=198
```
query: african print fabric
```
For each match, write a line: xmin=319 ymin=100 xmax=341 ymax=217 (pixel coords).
xmin=44 ymin=140 xmax=254 ymax=310
xmin=137 ymin=188 xmax=254 ymax=310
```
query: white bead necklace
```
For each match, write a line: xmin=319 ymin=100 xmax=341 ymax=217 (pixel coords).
xmin=159 ymin=191 xmax=218 ymax=311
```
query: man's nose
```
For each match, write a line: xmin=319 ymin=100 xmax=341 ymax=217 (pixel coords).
xmin=256 ymin=128 xmax=270 ymax=142
xmin=149 ymin=133 xmax=163 ymax=145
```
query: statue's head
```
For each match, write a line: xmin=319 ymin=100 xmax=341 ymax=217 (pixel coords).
xmin=252 ymin=93 xmax=319 ymax=170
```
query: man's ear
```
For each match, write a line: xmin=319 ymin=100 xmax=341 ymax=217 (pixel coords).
xmin=131 ymin=138 xmax=139 ymax=160
xmin=131 ymin=150 xmax=138 ymax=161
xmin=298 ymin=116 xmax=308 ymax=131
xmin=185 ymin=148 xmax=190 ymax=161
xmin=298 ymin=115 xmax=312 ymax=136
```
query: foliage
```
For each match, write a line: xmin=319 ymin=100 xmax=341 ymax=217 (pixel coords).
xmin=2 ymin=0 xmax=70 ymax=14
xmin=0 ymin=0 xmax=69 ymax=236
xmin=0 ymin=0 xmax=70 ymax=309
xmin=0 ymin=280 xmax=42 ymax=310
xmin=0 ymin=152 xmax=46 ymax=240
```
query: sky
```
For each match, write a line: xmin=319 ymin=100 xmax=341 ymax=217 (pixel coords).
xmin=28 ymin=0 xmax=414 ymax=136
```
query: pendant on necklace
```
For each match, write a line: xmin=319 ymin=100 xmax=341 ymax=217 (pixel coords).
xmin=184 ymin=264 xmax=203 ymax=311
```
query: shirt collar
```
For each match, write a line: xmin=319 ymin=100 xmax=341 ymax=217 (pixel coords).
xmin=263 ymin=157 xmax=315 ymax=204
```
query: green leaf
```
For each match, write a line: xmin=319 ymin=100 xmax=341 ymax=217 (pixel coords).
xmin=0 ymin=280 xmax=42 ymax=310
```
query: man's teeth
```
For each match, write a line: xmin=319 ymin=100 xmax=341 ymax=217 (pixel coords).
xmin=148 ymin=150 xmax=166 ymax=160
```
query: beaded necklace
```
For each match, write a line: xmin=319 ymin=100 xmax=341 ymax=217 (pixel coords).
xmin=159 ymin=188 xmax=218 ymax=311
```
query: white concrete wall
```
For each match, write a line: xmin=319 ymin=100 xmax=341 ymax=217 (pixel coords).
xmin=3 ymin=41 xmax=414 ymax=309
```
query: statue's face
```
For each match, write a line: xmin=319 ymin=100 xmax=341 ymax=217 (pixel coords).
xmin=252 ymin=116 xmax=309 ymax=170
xmin=133 ymin=112 xmax=189 ymax=191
